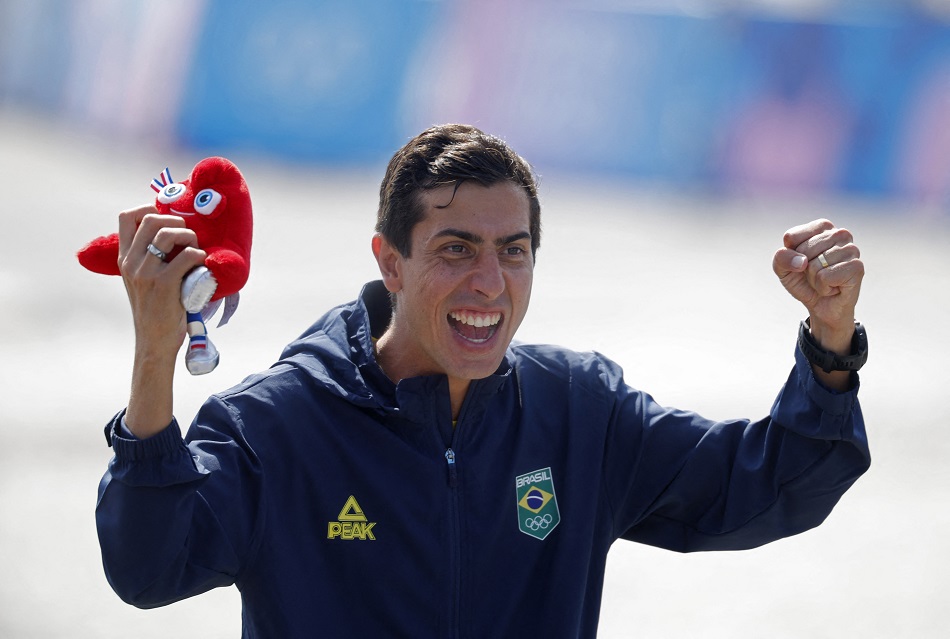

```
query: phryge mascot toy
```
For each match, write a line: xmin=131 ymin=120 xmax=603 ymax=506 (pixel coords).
xmin=77 ymin=157 xmax=252 ymax=375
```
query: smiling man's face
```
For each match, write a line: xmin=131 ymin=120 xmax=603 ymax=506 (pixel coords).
xmin=373 ymin=180 xmax=534 ymax=402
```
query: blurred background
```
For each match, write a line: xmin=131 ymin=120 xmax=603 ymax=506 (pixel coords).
xmin=1 ymin=0 xmax=948 ymax=637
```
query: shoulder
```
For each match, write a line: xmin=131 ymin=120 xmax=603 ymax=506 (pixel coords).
xmin=203 ymin=364 xmax=315 ymax=421
xmin=508 ymin=342 xmax=627 ymax=394
xmin=189 ymin=362 xmax=363 ymax=449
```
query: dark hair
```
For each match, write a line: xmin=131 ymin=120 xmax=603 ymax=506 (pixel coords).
xmin=376 ymin=124 xmax=541 ymax=258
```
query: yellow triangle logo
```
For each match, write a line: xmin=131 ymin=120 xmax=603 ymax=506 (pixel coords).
xmin=338 ymin=495 xmax=367 ymax=522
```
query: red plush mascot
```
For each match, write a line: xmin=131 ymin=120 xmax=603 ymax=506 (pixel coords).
xmin=77 ymin=157 xmax=253 ymax=375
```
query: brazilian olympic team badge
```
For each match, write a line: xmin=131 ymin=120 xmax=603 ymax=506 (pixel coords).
xmin=515 ymin=467 xmax=560 ymax=540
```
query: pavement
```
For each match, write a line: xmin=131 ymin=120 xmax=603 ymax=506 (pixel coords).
xmin=1 ymin=108 xmax=947 ymax=638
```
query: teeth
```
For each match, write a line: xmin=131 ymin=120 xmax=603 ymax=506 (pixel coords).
xmin=450 ymin=311 xmax=501 ymax=327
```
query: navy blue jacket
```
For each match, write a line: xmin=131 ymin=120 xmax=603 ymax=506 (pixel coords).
xmin=96 ymin=280 xmax=870 ymax=638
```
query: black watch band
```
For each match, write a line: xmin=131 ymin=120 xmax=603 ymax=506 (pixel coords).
xmin=797 ymin=318 xmax=868 ymax=373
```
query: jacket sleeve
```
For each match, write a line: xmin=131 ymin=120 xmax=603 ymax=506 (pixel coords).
xmin=604 ymin=346 xmax=870 ymax=552
xmin=95 ymin=396 xmax=264 ymax=607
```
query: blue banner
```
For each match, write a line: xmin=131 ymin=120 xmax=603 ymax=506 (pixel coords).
xmin=177 ymin=0 xmax=439 ymax=163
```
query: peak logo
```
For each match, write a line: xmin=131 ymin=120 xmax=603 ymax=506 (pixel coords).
xmin=515 ymin=467 xmax=560 ymax=540
xmin=327 ymin=495 xmax=376 ymax=541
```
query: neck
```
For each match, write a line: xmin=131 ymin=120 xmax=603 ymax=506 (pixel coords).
xmin=447 ymin=378 xmax=470 ymax=421
xmin=374 ymin=332 xmax=471 ymax=420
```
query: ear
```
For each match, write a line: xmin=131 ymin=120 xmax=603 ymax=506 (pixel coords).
xmin=372 ymin=233 xmax=402 ymax=293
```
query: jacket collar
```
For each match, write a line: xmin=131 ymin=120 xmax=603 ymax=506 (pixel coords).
xmin=283 ymin=281 xmax=513 ymax=420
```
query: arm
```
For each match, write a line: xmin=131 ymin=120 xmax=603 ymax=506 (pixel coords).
xmin=604 ymin=219 xmax=869 ymax=551
xmin=98 ymin=209 xmax=260 ymax=605
xmin=202 ymin=246 xmax=250 ymax=300
xmin=116 ymin=206 xmax=206 ymax=437
xmin=77 ymin=232 xmax=121 ymax=275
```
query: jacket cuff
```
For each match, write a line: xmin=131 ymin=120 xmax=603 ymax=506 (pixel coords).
xmin=793 ymin=345 xmax=860 ymax=417
xmin=105 ymin=410 xmax=185 ymax=461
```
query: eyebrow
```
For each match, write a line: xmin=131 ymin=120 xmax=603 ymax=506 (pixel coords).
xmin=434 ymin=229 xmax=531 ymax=247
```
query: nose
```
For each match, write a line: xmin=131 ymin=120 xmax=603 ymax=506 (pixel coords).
xmin=470 ymin=252 xmax=505 ymax=300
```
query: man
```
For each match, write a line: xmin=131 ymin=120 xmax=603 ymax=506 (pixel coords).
xmin=96 ymin=124 xmax=870 ymax=637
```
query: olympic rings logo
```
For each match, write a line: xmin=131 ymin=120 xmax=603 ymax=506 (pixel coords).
xmin=524 ymin=514 xmax=553 ymax=531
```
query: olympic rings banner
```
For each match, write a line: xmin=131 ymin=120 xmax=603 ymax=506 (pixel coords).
xmin=3 ymin=0 xmax=950 ymax=203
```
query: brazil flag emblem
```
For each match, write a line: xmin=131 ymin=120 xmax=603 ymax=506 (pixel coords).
xmin=515 ymin=467 xmax=560 ymax=540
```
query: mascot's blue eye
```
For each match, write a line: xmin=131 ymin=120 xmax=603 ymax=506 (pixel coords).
xmin=194 ymin=189 xmax=222 ymax=215
xmin=157 ymin=183 xmax=186 ymax=204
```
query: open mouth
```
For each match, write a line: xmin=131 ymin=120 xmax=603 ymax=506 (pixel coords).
xmin=448 ymin=311 xmax=503 ymax=344
xmin=170 ymin=208 xmax=194 ymax=217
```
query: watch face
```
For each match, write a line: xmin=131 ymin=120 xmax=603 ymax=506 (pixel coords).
xmin=848 ymin=323 xmax=869 ymax=371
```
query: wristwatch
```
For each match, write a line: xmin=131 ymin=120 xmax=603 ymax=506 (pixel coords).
xmin=798 ymin=318 xmax=868 ymax=373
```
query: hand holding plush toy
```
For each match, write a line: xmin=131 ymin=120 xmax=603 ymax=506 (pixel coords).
xmin=77 ymin=157 xmax=253 ymax=375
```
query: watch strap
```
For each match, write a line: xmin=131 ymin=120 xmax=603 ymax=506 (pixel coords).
xmin=798 ymin=319 xmax=868 ymax=373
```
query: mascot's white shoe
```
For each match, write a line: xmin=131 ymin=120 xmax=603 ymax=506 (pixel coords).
xmin=181 ymin=266 xmax=218 ymax=313
xmin=185 ymin=336 xmax=220 ymax=375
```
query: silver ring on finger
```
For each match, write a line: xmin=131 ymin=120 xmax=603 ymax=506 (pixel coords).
xmin=817 ymin=252 xmax=830 ymax=269
xmin=146 ymin=243 xmax=168 ymax=262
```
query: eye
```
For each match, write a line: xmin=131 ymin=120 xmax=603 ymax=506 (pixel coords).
xmin=502 ymin=245 xmax=529 ymax=259
xmin=193 ymin=189 xmax=222 ymax=215
xmin=157 ymin=183 xmax=186 ymax=204
xmin=440 ymin=243 xmax=469 ymax=256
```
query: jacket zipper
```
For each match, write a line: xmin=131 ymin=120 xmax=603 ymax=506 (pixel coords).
xmin=444 ymin=446 xmax=461 ymax=638
xmin=445 ymin=448 xmax=458 ymax=487
xmin=444 ymin=386 xmax=476 ymax=639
